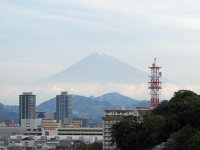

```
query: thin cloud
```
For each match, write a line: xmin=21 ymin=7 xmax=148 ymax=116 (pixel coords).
xmin=0 ymin=61 xmax=63 ymax=73
xmin=40 ymin=14 xmax=123 ymax=32
xmin=1 ymin=82 xmax=199 ymax=105
xmin=163 ymin=15 xmax=200 ymax=31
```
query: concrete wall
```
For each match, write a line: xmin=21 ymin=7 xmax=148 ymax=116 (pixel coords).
xmin=21 ymin=119 xmax=37 ymax=130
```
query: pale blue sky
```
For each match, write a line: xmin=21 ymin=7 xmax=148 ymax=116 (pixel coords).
xmin=1 ymin=0 xmax=200 ymax=104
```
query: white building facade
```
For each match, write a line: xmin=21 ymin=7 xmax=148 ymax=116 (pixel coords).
xmin=102 ymin=110 xmax=134 ymax=150
xmin=42 ymin=127 xmax=103 ymax=142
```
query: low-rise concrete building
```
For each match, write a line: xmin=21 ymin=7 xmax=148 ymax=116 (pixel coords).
xmin=42 ymin=127 xmax=103 ymax=142
xmin=21 ymin=119 xmax=37 ymax=131
xmin=24 ymin=130 xmax=42 ymax=136
xmin=102 ymin=110 xmax=134 ymax=150
xmin=42 ymin=119 xmax=61 ymax=129
xmin=7 ymin=131 xmax=103 ymax=150
xmin=37 ymin=112 xmax=55 ymax=129
xmin=136 ymin=107 xmax=151 ymax=116
xmin=0 ymin=137 xmax=4 ymax=150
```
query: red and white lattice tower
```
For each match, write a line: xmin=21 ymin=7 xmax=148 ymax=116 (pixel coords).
xmin=148 ymin=58 xmax=162 ymax=108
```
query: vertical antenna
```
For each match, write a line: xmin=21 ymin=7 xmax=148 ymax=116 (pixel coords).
xmin=148 ymin=58 xmax=162 ymax=108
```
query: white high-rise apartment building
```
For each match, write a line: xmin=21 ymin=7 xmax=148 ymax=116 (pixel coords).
xmin=102 ymin=109 xmax=134 ymax=150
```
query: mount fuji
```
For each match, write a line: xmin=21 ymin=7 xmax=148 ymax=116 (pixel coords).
xmin=41 ymin=53 xmax=149 ymax=84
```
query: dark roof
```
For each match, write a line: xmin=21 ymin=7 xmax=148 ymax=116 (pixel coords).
xmin=102 ymin=117 xmax=124 ymax=121
xmin=104 ymin=110 xmax=134 ymax=112
xmin=22 ymin=137 xmax=33 ymax=141
xmin=59 ymin=140 xmax=71 ymax=146
xmin=36 ymin=112 xmax=45 ymax=118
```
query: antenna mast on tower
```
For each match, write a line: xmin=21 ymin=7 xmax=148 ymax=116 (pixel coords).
xmin=148 ymin=58 xmax=162 ymax=107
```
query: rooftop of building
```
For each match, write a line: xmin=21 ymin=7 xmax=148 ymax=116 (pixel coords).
xmin=104 ymin=110 xmax=134 ymax=112
xmin=22 ymin=92 xmax=34 ymax=95
xmin=61 ymin=91 xmax=68 ymax=95
xmin=136 ymin=107 xmax=150 ymax=110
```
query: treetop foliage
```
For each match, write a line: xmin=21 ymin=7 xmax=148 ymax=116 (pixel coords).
xmin=111 ymin=90 xmax=200 ymax=150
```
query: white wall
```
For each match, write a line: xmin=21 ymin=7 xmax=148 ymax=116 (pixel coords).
xmin=21 ymin=119 xmax=37 ymax=130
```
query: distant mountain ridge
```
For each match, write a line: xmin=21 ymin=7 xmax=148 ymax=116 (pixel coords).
xmin=41 ymin=53 xmax=149 ymax=84
xmin=95 ymin=92 xmax=139 ymax=106
xmin=0 ymin=103 xmax=18 ymax=123
xmin=37 ymin=92 xmax=150 ymax=124
xmin=0 ymin=92 xmax=150 ymax=124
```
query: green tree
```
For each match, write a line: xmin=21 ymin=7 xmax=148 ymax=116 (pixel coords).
xmin=88 ymin=142 xmax=102 ymax=150
xmin=166 ymin=126 xmax=198 ymax=150
xmin=111 ymin=90 xmax=200 ymax=149
xmin=143 ymin=115 xmax=168 ymax=149
xmin=186 ymin=130 xmax=200 ymax=150
xmin=111 ymin=117 xmax=145 ymax=150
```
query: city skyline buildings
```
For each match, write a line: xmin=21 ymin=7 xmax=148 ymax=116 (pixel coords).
xmin=56 ymin=91 xmax=72 ymax=124
xmin=19 ymin=92 xmax=37 ymax=130
xmin=19 ymin=92 xmax=36 ymax=123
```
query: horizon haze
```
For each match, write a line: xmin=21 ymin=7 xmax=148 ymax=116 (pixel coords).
xmin=1 ymin=0 xmax=200 ymax=104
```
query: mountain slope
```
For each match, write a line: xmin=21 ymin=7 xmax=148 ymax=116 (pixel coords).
xmin=37 ymin=92 xmax=150 ymax=124
xmin=95 ymin=92 xmax=139 ymax=108
xmin=0 ymin=103 xmax=19 ymax=123
xmin=0 ymin=93 xmax=150 ymax=124
xmin=37 ymin=95 xmax=114 ymax=124
xmin=41 ymin=53 xmax=149 ymax=84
